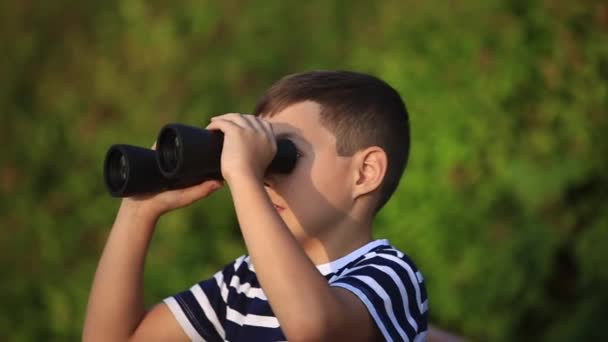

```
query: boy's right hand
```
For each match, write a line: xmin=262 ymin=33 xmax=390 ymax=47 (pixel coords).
xmin=85 ymin=143 xmax=221 ymax=342
xmin=120 ymin=179 xmax=224 ymax=218
xmin=118 ymin=142 xmax=224 ymax=220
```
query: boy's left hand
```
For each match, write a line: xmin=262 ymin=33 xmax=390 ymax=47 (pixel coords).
xmin=206 ymin=113 xmax=277 ymax=183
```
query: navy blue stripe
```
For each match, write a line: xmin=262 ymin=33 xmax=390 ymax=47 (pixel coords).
xmin=224 ymin=319 xmax=286 ymax=341
xmin=221 ymin=259 xmax=239 ymax=279
xmin=229 ymin=297 xmax=275 ymax=316
xmin=175 ymin=290 xmax=223 ymax=342
xmin=234 ymin=260 xmax=260 ymax=285
xmin=199 ymin=278 xmax=226 ymax=330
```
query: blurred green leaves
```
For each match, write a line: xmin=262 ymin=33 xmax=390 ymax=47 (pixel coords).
xmin=1 ymin=0 xmax=606 ymax=341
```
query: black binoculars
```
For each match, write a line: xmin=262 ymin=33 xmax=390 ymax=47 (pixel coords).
xmin=103 ymin=123 xmax=298 ymax=197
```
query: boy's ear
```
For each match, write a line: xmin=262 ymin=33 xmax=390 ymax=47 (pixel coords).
xmin=352 ymin=146 xmax=387 ymax=200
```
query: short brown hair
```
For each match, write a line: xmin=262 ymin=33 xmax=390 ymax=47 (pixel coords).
xmin=254 ymin=70 xmax=410 ymax=212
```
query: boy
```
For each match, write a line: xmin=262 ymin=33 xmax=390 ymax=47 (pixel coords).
xmin=84 ymin=71 xmax=428 ymax=341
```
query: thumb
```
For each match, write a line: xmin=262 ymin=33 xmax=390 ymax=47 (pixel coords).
xmin=180 ymin=180 xmax=224 ymax=204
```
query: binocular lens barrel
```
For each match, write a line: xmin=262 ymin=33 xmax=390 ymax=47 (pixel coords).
xmin=104 ymin=144 xmax=170 ymax=197
xmin=103 ymin=123 xmax=298 ymax=197
xmin=157 ymin=128 xmax=181 ymax=175
xmin=107 ymin=151 xmax=128 ymax=190
xmin=157 ymin=124 xmax=224 ymax=181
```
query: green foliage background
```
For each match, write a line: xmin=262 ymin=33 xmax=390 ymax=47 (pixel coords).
xmin=1 ymin=1 xmax=607 ymax=341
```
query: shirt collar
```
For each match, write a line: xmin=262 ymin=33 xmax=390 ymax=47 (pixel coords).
xmin=315 ymin=239 xmax=390 ymax=276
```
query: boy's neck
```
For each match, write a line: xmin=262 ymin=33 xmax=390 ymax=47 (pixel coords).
xmin=299 ymin=215 xmax=374 ymax=266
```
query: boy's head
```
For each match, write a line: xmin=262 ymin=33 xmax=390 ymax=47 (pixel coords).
xmin=255 ymin=71 xmax=410 ymax=214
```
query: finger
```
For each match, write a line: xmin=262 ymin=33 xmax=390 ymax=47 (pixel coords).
xmin=243 ymin=116 xmax=276 ymax=152
xmin=210 ymin=113 xmax=252 ymax=129
xmin=206 ymin=117 xmax=246 ymax=133
xmin=151 ymin=142 xmax=157 ymax=150
xmin=180 ymin=180 xmax=224 ymax=204
xmin=242 ymin=114 xmax=266 ymax=133
xmin=259 ymin=119 xmax=275 ymax=142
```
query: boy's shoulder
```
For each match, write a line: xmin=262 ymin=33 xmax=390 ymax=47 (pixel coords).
xmin=227 ymin=239 xmax=425 ymax=284
xmin=323 ymin=239 xmax=429 ymax=341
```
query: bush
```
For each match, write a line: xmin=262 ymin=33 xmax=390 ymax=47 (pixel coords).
xmin=1 ymin=1 xmax=606 ymax=340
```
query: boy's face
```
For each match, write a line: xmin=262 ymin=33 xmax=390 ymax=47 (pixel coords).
xmin=262 ymin=101 xmax=355 ymax=242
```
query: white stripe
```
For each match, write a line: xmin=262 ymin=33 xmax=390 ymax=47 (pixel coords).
xmin=352 ymin=274 xmax=410 ymax=341
xmin=163 ymin=297 xmax=206 ymax=342
xmin=215 ymin=268 xmax=268 ymax=303
xmin=421 ymin=299 xmax=428 ymax=312
xmin=359 ymin=252 xmax=426 ymax=314
xmin=332 ymin=282 xmax=397 ymax=342
xmin=191 ymin=284 xmax=226 ymax=339
xmin=413 ymin=331 xmax=428 ymax=342
xmin=226 ymin=307 xmax=280 ymax=328
xmin=214 ymin=271 xmax=229 ymax=302
xmin=416 ymin=271 xmax=424 ymax=283
xmin=336 ymin=264 xmax=418 ymax=331
xmin=229 ymin=274 xmax=267 ymax=300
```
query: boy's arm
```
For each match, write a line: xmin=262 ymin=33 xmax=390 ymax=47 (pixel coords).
xmin=207 ymin=114 xmax=386 ymax=341
xmin=83 ymin=180 xmax=223 ymax=341
xmin=228 ymin=175 xmax=381 ymax=341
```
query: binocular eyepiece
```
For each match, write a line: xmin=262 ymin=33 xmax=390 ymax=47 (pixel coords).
xmin=103 ymin=123 xmax=298 ymax=197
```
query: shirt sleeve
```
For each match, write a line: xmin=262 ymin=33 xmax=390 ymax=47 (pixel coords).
xmin=163 ymin=256 xmax=245 ymax=342
xmin=329 ymin=252 xmax=429 ymax=342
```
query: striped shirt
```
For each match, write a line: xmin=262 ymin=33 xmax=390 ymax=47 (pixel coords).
xmin=164 ymin=239 xmax=428 ymax=341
